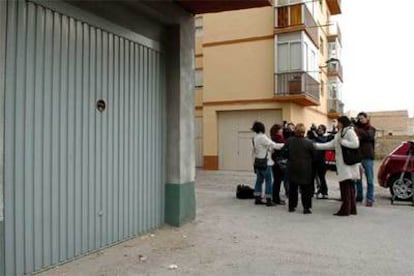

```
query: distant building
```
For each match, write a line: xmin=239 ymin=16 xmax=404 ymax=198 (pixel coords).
xmin=367 ymin=110 xmax=410 ymax=136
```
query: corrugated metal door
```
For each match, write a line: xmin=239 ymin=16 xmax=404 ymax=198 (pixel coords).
xmin=3 ymin=1 xmax=165 ymax=275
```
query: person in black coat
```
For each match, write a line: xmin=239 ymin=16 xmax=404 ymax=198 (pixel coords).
xmin=282 ymin=123 xmax=315 ymax=214
xmin=308 ymin=124 xmax=329 ymax=198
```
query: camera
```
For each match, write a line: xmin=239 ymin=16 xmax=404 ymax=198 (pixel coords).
xmin=351 ymin=117 xmax=361 ymax=127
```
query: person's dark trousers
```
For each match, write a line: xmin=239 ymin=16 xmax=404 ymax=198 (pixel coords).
xmin=350 ymin=182 xmax=357 ymax=214
xmin=300 ymin=184 xmax=313 ymax=210
xmin=339 ymin=178 xmax=345 ymax=201
xmin=272 ymin=164 xmax=283 ymax=202
xmin=283 ymin=171 xmax=290 ymax=197
xmin=313 ymin=162 xmax=328 ymax=195
xmin=335 ymin=179 xmax=357 ymax=216
xmin=288 ymin=181 xmax=299 ymax=210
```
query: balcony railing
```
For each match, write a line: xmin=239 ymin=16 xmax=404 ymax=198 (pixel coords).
xmin=327 ymin=61 xmax=343 ymax=81
xmin=328 ymin=21 xmax=342 ymax=44
xmin=326 ymin=0 xmax=341 ymax=15
xmin=327 ymin=99 xmax=344 ymax=118
xmin=275 ymin=3 xmax=319 ymax=47
xmin=275 ymin=71 xmax=320 ymax=105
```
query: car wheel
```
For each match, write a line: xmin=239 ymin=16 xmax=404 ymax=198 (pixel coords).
xmin=388 ymin=173 xmax=413 ymax=200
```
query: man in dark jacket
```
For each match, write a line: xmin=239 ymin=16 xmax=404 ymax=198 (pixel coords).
xmin=355 ymin=112 xmax=376 ymax=206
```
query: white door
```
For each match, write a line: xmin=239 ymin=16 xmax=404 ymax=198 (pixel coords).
xmin=218 ymin=110 xmax=282 ymax=171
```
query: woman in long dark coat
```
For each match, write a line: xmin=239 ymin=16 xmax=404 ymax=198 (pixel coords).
xmin=282 ymin=123 xmax=315 ymax=214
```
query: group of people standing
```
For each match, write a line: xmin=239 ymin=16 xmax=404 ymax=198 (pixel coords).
xmin=251 ymin=112 xmax=376 ymax=216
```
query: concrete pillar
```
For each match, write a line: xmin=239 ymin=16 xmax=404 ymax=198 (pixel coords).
xmin=165 ymin=14 xmax=196 ymax=227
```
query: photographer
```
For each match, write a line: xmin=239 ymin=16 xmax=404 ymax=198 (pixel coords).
xmin=354 ymin=112 xmax=376 ymax=206
xmin=307 ymin=124 xmax=329 ymax=199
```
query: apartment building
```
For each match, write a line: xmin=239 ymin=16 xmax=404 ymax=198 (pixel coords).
xmin=195 ymin=0 xmax=343 ymax=171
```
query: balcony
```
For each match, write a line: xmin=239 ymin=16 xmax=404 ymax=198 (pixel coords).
xmin=275 ymin=3 xmax=319 ymax=47
xmin=326 ymin=0 xmax=341 ymax=15
xmin=176 ymin=0 xmax=273 ymax=14
xmin=327 ymin=21 xmax=342 ymax=45
xmin=327 ymin=61 xmax=343 ymax=82
xmin=275 ymin=71 xmax=320 ymax=106
xmin=327 ymin=99 xmax=344 ymax=119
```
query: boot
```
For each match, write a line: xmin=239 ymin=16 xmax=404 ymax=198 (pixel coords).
xmin=254 ymin=196 xmax=265 ymax=205
xmin=266 ymin=198 xmax=275 ymax=207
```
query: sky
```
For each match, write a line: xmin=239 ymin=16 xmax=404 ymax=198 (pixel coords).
xmin=339 ymin=0 xmax=414 ymax=117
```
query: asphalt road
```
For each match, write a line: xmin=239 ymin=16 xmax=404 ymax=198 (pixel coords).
xmin=41 ymin=166 xmax=414 ymax=276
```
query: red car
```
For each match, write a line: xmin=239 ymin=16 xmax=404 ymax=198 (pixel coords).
xmin=377 ymin=141 xmax=414 ymax=200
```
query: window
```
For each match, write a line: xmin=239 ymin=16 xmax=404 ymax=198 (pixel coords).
xmin=195 ymin=69 xmax=203 ymax=88
xmin=321 ymin=80 xmax=325 ymax=97
xmin=320 ymin=37 xmax=324 ymax=55
xmin=277 ymin=4 xmax=302 ymax=27
xmin=277 ymin=32 xmax=319 ymax=77
xmin=328 ymin=81 xmax=337 ymax=99
xmin=277 ymin=6 xmax=289 ymax=27
xmin=277 ymin=41 xmax=302 ymax=72
xmin=195 ymin=16 xmax=203 ymax=37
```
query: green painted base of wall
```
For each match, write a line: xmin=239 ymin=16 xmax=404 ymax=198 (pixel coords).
xmin=0 ymin=220 xmax=4 ymax=276
xmin=165 ymin=182 xmax=195 ymax=227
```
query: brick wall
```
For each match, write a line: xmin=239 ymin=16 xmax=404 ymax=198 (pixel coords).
xmin=375 ymin=135 xmax=414 ymax=159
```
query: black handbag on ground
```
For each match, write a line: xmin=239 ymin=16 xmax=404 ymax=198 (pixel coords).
xmin=236 ymin=184 xmax=254 ymax=199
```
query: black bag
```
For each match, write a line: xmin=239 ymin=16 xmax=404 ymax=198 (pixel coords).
xmin=340 ymin=128 xmax=362 ymax=165
xmin=254 ymin=157 xmax=268 ymax=171
xmin=236 ymin=184 xmax=254 ymax=199
xmin=341 ymin=146 xmax=362 ymax=165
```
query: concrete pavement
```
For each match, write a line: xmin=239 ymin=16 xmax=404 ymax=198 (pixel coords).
xmin=40 ymin=168 xmax=414 ymax=276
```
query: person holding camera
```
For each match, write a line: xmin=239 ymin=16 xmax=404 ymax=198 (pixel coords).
xmin=307 ymin=124 xmax=330 ymax=199
xmin=354 ymin=112 xmax=376 ymax=206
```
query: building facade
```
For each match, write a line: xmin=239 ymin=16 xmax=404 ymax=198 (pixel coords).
xmin=195 ymin=0 xmax=343 ymax=171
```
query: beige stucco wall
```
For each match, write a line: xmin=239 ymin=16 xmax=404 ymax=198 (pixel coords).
xmin=203 ymin=7 xmax=273 ymax=43
xmin=282 ymin=104 xmax=329 ymax=129
xmin=195 ymin=37 xmax=202 ymax=55
xmin=195 ymin=56 xmax=203 ymax=69
xmin=195 ymin=87 xmax=203 ymax=108
xmin=204 ymin=38 xmax=274 ymax=102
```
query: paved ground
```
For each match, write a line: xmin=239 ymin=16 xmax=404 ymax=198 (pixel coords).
xmin=41 ymin=165 xmax=414 ymax=276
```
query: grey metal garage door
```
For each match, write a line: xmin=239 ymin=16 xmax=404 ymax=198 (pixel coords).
xmin=3 ymin=1 xmax=165 ymax=274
